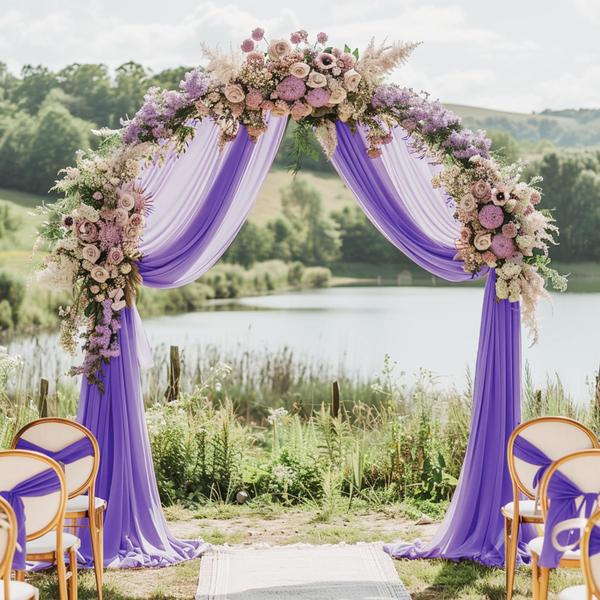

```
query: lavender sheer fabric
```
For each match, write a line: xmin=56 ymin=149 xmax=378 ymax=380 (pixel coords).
xmin=77 ymin=119 xmax=286 ymax=568
xmin=331 ymin=123 xmax=523 ymax=566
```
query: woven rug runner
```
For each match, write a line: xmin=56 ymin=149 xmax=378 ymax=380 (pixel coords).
xmin=196 ymin=542 xmax=411 ymax=599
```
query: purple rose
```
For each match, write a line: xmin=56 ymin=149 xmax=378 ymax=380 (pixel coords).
xmin=491 ymin=234 xmax=516 ymax=259
xmin=275 ymin=76 xmax=306 ymax=101
xmin=478 ymin=204 xmax=504 ymax=230
xmin=306 ymin=88 xmax=330 ymax=107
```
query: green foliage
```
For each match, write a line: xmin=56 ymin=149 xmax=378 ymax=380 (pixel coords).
xmin=487 ymin=128 xmax=522 ymax=163
xmin=301 ymin=267 xmax=331 ymax=288
xmin=0 ymin=270 xmax=25 ymax=326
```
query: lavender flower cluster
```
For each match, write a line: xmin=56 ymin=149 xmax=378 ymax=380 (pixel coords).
xmin=122 ymin=69 xmax=209 ymax=144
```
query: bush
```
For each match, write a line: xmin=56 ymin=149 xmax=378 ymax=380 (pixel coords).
xmin=301 ymin=267 xmax=331 ymax=288
xmin=0 ymin=300 xmax=13 ymax=331
xmin=0 ymin=271 xmax=25 ymax=327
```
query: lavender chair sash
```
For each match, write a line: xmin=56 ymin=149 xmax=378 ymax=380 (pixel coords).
xmin=0 ymin=468 xmax=61 ymax=570
xmin=539 ymin=470 xmax=599 ymax=567
xmin=513 ymin=435 xmax=552 ymax=490
xmin=15 ymin=437 xmax=94 ymax=466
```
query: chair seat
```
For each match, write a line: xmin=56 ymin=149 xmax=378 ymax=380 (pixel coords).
xmin=26 ymin=531 xmax=81 ymax=555
xmin=558 ymin=585 xmax=593 ymax=600
xmin=0 ymin=580 xmax=39 ymax=599
xmin=528 ymin=536 xmax=581 ymax=560
xmin=66 ymin=494 xmax=106 ymax=513
xmin=502 ymin=499 xmax=542 ymax=519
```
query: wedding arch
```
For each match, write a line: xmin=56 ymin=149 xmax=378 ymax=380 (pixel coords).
xmin=38 ymin=28 xmax=565 ymax=568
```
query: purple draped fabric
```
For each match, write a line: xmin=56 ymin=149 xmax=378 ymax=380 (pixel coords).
xmin=15 ymin=437 xmax=93 ymax=465
xmin=0 ymin=469 xmax=61 ymax=569
xmin=513 ymin=435 xmax=553 ymax=490
xmin=539 ymin=471 xmax=599 ymax=567
xmin=331 ymin=123 xmax=523 ymax=566
xmin=77 ymin=118 xmax=287 ymax=568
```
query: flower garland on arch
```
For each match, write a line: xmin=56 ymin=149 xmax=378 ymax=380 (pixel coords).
xmin=36 ymin=28 xmax=565 ymax=387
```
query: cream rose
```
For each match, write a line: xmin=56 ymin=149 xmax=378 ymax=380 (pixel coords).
xmin=460 ymin=194 xmax=477 ymax=212
xmin=474 ymin=232 xmax=492 ymax=251
xmin=82 ymin=244 xmax=101 ymax=264
xmin=120 ymin=263 xmax=132 ymax=274
xmin=268 ymin=39 xmax=292 ymax=60
xmin=328 ymin=87 xmax=347 ymax=105
xmin=114 ymin=208 xmax=129 ymax=226
xmin=289 ymin=62 xmax=311 ymax=79
xmin=343 ymin=69 xmax=362 ymax=91
xmin=90 ymin=266 xmax=109 ymax=283
xmin=124 ymin=226 xmax=139 ymax=240
xmin=306 ymin=71 xmax=327 ymax=89
xmin=118 ymin=193 xmax=135 ymax=211
xmin=224 ymin=83 xmax=245 ymax=104
xmin=271 ymin=100 xmax=290 ymax=117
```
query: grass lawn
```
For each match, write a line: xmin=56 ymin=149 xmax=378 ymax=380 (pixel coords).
xmin=28 ymin=503 xmax=585 ymax=599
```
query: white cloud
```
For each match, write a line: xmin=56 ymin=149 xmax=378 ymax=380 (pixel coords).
xmin=572 ymin=0 xmax=600 ymax=24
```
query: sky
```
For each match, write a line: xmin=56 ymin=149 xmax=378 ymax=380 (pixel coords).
xmin=0 ymin=0 xmax=599 ymax=113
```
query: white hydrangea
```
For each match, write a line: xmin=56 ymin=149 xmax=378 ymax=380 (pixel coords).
xmin=496 ymin=278 xmax=509 ymax=300
xmin=497 ymin=261 xmax=522 ymax=280
xmin=74 ymin=204 xmax=100 ymax=223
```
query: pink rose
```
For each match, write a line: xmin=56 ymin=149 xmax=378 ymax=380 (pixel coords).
xmin=90 ymin=285 xmax=100 ymax=294
xmin=339 ymin=53 xmax=356 ymax=70
xmin=471 ymin=180 xmax=492 ymax=202
xmin=482 ymin=251 xmax=497 ymax=267
xmin=124 ymin=226 xmax=139 ymax=240
xmin=241 ymin=39 xmax=254 ymax=53
xmin=268 ymin=39 xmax=292 ymax=60
xmin=290 ymin=101 xmax=312 ymax=121
xmin=107 ymin=247 xmax=124 ymax=265
xmin=260 ymin=100 xmax=275 ymax=112
xmin=502 ymin=222 xmax=518 ymax=238
xmin=459 ymin=227 xmax=471 ymax=243
xmin=90 ymin=265 xmax=109 ymax=283
xmin=118 ymin=193 xmax=135 ymax=211
xmin=478 ymin=204 xmax=504 ymax=230
xmin=82 ymin=244 xmax=101 ymax=264
xmin=245 ymin=89 xmax=264 ymax=110
xmin=530 ymin=190 xmax=542 ymax=205
xmin=100 ymin=209 xmax=116 ymax=221
xmin=129 ymin=213 xmax=144 ymax=228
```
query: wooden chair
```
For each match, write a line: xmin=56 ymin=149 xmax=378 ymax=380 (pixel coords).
xmin=0 ymin=450 xmax=79 ymax=600
xmin=12 ymin=418 xmax=105 ymax=600
xmin=0 ymin=497 xmax=38 ymax=600
xmin=558 ymin=508 xmax=600 ymax=599
xmin=529 ymin=449 xmax=600 ymax=600
xmin=503 ymin=417 xmax=598 ymax=600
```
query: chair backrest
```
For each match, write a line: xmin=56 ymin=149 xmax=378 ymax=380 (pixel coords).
xmin=12 ymin=418 xmax=99 ymax=498
xmin=0 ymin=497 xmax=16 ymax=585
xmin=508 ymin=417 xmax=598 ymax=499
xmin=0 ymin=450 xmax=66 ymax=539
xmin=581 ymin=509 xmax=600 ymax=599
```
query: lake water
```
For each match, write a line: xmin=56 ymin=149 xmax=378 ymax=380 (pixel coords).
xmin=9 ymin=285 xmax=598 ymax=403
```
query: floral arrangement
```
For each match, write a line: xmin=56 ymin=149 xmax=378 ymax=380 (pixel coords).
xmin=37 ymin=138 xmax=152 ymax=388
xmin=36 ymin=27 xmax=565 ymax=387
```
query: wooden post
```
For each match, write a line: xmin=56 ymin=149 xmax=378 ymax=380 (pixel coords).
xmin=165 ymin=345 xmax=181 ymax=402
xmin=594 ymin=364 xmax=600 ymax=419
xmin=39 ymin=378 xmax=49 ymax=417
xmin=331 ymin=380 xmax=340 ymax=419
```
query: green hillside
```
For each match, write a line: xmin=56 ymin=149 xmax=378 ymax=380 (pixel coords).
xmin=447 ymin=104 xmax=600 ymax=147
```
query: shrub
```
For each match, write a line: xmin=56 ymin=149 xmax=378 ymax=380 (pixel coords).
xmin=301 ymin=267 xmax=331 ymax=288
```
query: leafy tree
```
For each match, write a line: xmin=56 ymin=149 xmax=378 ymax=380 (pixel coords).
xmin=112 ymin=62 xmax=150 ymax=125
xmin=281 ymin=179 xmax=341 ymax=266
xmin=27 ymin=102 xmax=93 ymax=193
xmin=13 ymin=65 xmax=58 ymax=114
xmin=487 ymin=129 xmax=521 ymax=164
xmin=224 ymin=221 xmax=274 ymax=268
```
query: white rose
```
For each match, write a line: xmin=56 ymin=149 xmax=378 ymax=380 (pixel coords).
xmin=343 ymin=69 xmax=361 ymax=91
xmin=460 ymin=194 xmax=477 ymax=212
xmin=474 ymin=232 xmax=492 ymax=251
xmin=268 ymin=39 xmax=292 ymax=60
xmin=328 ymin=88 xmax=347 ymax=105
xmin=307 ymin=71 xmax=327 ymax=88
xmin=289 ymin=62 xmax=311 ymax=79
xmin=223 ymin=83 xmax=245 ymax=104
